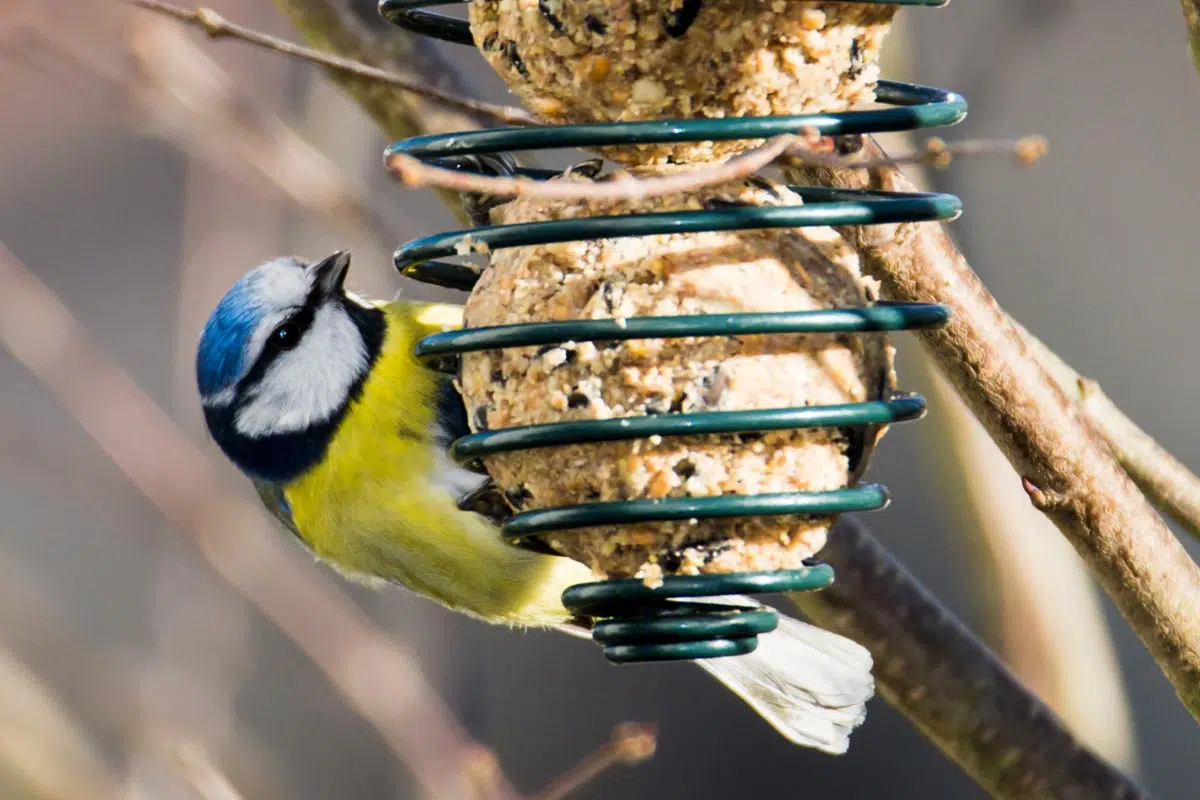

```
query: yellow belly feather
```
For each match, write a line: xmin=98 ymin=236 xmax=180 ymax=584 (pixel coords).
xmin=282 ymin=303 xmax=591 ymax=625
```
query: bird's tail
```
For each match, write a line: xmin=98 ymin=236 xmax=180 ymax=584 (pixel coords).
xmin=555 ymin=601 xmax=873 ymax=754
xmin=694 ymin=611 xmax=874 ymax=754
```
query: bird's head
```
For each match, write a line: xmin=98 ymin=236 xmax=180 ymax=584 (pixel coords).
xmin=195 ymin=250 xmax=384 ymax=482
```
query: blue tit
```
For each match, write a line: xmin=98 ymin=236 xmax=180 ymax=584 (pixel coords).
xmin=195 ymin=250 xmax=875 ymax=754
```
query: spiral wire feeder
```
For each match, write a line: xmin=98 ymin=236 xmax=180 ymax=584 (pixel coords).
xmin=380 ymin=0 xmax=963 ymax=664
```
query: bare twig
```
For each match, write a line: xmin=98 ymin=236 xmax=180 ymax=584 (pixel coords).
xmin=790 ymin=518 xmax=1149 ymax=799
xmin=786 ymin=139 xmax=1200 ymax=721
xmin=7 ymin=13 xmax=392 ymax=242
xmin=530 ymin=723 xmax=658 ymax=800
xmin=0 ymin=240 xmax=518 ymax=800
xmin=271 ymin=0 xmax=493 ymax=220
xmin=171 ymin=742 xmax=246 ymax=800
xmin=127 ymin=16 xmax=394 ymax=242
xmin=0 ymin=551 xmax=296 ymax=799
xmin=1016 ymin=321 xmax=1200 ymax=544
xmin=119 ymin=0 xmax=536 ymax=125
xmin=0 ymin=646 xmax=123 ymax=800
xmin=385 ymin=134 xmax=1047 ymax=202
xmin=1183 ymin=0 xmax=1200 ymax=74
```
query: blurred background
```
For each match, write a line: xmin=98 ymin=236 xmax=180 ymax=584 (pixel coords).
xmin=1 ymin=0 xmax=1199 ymax=797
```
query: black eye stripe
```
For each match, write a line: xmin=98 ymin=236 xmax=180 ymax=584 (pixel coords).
xmin=273 ymin=304 xmax=316 ymax=347
xmin=234 ymin=301 xmax=320 ymax=395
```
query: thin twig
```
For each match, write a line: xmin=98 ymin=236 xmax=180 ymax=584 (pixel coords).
xmin=270 ymin=0 xmax=489 ymax=221
xmin=0 ymin=546 xmax=297 ymax=798
xmin=0 ymin=647 xmax=124 ymax=800
xmin=791 ymin=518 xmax=1149 ymax=799
xmin=530 ymin=723 xmax=658 ymax=800
xmin=9 ymin=12 xmax=391 ymax=244
xmin=1017 ymin=321 xmax=1200 ymax=544
xmin=119 ymin=0 xmax=537 ymax=125
xmin=0 ymin=240 xmax=519 ymax=800
xmin=385 ymin=134 xmax=1048 ymax=202
xmin=171 ymin=743 xmax=246 ymax=800
xmin=785 ymin=139 xmax=1200 ymax=721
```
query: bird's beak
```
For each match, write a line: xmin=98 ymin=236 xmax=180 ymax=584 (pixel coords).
xmin=310 ymin=250 xmax=351 ymax=300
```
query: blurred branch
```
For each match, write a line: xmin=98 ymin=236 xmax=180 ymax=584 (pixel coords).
xmin=0 ymin=545 xmax=294 ymax=800
xmin=273 ymin=0 xmax=499 ymax=221
xmin=171 ymin=742 xmax=246 ymax=800
xmin=530 ymin=723 xmax=657 ymax=800
xmin=119 ymin=0 xmax=536 ymax=126
xmin=0 ymin=647 xmax=121 ymax=800
xmin=3 ymin=11 xmax=394 ymax=245
xmin=127 ymin=17 xmax=391 ymax=244
xmin=791 ymin=518 xmax=1149 ymax=799
xmin=0 ymin=240 xmax=518 ymax=800
xmin=269 ymin=0 xmax=479 ymax=135
xmin=786 ymin=139 xmax=1200 ymax=722
xmin=917 ymin=355 xmax=1138 ymax=771
xmin=1182 ymin=0 xmax=1200 ymax=74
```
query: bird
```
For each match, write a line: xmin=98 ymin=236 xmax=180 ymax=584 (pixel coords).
xmin=195 ymin=249 xmax=875 ymax=754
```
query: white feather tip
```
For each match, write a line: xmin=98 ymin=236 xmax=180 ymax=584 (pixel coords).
xmin=696 ymin=614 xmax=875 ymax=755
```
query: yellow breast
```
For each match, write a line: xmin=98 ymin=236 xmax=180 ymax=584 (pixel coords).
xmin=280 ymin=303 xmax=590 ymax=625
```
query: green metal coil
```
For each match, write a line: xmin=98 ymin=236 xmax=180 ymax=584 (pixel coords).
xmin=380 ymin=0 xmax=960 ymax=664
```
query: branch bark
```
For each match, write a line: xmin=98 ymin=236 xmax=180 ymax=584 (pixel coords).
xmin=785 ymin=141 xmax=1200 ymax=721
xmin=1183 ymin=0 xmax=1200 ymax=74
xmin=791 ymin=518 xmax=1149 ymax=799
xmin=271 ymin=0 xmax=489 ymax=220
xmin=122 ymin=0 xmax=536 ymax=126
xmin=1018 ymin=321 xmax=1200 ymax=544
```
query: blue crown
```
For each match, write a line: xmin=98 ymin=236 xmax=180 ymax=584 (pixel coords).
xmin=196 ymin=272 xmax=266 ymax=398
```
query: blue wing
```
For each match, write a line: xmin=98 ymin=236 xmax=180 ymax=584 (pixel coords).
xmin=250 ymin=477 xmax=303 ymax=540
xmin=432 ymin=376 xmax=471 ymax=448
xmin=432 ymin=376 xmax=528 ymax=529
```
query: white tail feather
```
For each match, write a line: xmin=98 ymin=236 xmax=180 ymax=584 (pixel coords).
xmin=696 ymin=613 xmax=874 ymax=754
xmin=555 ymin=600 xmax=874 ymax=755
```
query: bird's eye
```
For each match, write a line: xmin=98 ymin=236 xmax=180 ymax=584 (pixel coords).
xmin=270 ymin=320 xmax=302 ymax=350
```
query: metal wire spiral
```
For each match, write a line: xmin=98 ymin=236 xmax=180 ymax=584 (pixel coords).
xmin=380 ymin=0 xmax=963 ymax=664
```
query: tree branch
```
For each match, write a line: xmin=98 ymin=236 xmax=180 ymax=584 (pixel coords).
xmin=785 ymin=140 xmax=1200 ymax=721
xmin=1183 ymin=0 xmax=1200 ymax=74
xmin=530 ymin=722 xmax=657 ymax=800
xmin=791 ymin=518 xmax=1149 ymax=799
xmin=1016 ymin=321 xmax=1200 ymax=544
xmin=119 ymin=0 xmax=536 ymax=126
xmin=270 ymin=0 xmax=494 ymax=221
xmin=268 ymin=0 xmax=482 ymax=136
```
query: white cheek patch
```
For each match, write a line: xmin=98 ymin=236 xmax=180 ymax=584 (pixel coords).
xmin=234 ymin=303 xmax=369 ymax=437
